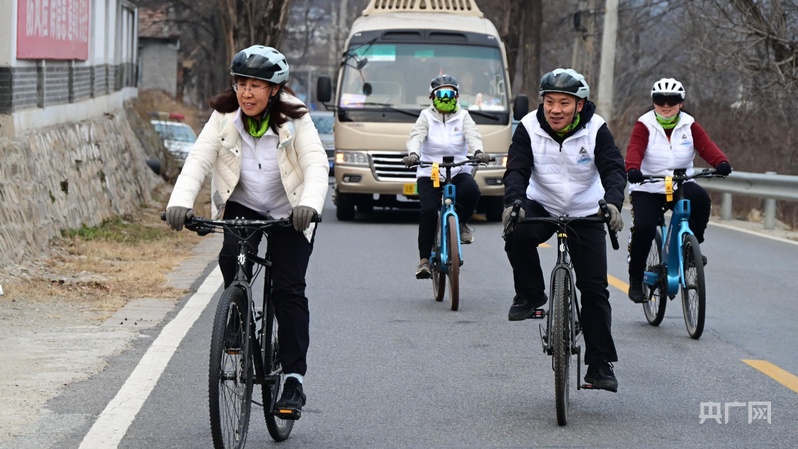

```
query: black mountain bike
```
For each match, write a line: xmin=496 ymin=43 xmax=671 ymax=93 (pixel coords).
xmin=504 ymin=200 xmax=619 ymax=426
xmin=165 ymin=213 xmax=318 ymax=448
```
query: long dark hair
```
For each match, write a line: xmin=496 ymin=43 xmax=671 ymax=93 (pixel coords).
xmin=207 ymin=77 xmax=307 ymax=132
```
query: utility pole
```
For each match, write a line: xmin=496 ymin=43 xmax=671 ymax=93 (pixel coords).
xmin=596 ymin=0 xmax=618 ymax=124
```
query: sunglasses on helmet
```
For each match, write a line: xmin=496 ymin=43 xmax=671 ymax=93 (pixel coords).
xmin=652 ymin=94 xmax=682 ymax=107
xmin=434 ymin=88 xmax=457 ymax=100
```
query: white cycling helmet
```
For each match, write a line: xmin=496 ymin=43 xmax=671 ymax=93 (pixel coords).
xmin=230 ymin=45 xmax=290 ymax=85
xmin=651 ymin=78 xmax=685 ymax=99
xmin=539 ymin=68 xmax=590 ymax=99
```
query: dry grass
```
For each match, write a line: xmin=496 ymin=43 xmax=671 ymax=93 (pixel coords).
xmin=0 ymin=185 xmax=205 ymax=309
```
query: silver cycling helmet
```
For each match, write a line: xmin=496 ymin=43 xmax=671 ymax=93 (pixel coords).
xmin=539 ymin=68 xmax=590 ymax=99
xmin=230 ymin=45 xmax=290 ymax=84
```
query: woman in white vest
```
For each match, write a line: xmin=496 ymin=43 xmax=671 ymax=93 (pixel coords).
xmin=625 ymin=78 xmax=732 ymax=304
xmin=502 ymin=68 xmax=626 ymax=392
xmin=165 ymin=45 xmax=329 ymax=418
xmin=403 ymin=74 xmax=490 ymax=279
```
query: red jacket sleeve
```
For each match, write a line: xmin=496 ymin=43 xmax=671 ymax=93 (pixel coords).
xmin=625 ymin=121 xmax=649 ymax=171
xmin=691 ymin=122 xmax=729 ymax=167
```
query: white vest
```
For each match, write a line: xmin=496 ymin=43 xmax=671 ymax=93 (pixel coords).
xmin=521 ymin=113 xmax=606 ymax=217
xmin=416 ymin=108 xmax=470 ymax=180
xmin=630 ymin=110 xmax=697 ymax=195
xmin=228 ymin=115 xmax=292 ymax=218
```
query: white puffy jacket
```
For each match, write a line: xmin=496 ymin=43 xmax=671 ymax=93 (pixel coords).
xmin=167 ymin=93 xmax=329 ymax=241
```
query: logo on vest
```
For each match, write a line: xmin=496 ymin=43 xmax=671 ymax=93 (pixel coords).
xmin=577 ymin=147 xmax=592 ymax=165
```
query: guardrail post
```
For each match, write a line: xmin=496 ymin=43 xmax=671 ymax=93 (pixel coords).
xmin=721 ymin=193 xmax=732 ymax=220
xmin=764 ymin=172 xmax=777 ymax=230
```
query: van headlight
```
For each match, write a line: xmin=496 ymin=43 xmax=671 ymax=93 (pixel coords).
xmin=335 ymin=151 xmax=369 ymax=166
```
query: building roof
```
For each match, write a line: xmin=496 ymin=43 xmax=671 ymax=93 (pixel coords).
xmin=138 ymin=7 xmax=180 ymax=40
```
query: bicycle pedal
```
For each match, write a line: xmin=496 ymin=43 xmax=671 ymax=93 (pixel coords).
xmin=225 ymin=348 xmax=241 ymax=355
xmin=275 ymin=408 xmax=302 ymax=420
xmin=530 ymin=308 xmax=546 ymax=319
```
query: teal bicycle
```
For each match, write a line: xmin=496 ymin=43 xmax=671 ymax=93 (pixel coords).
xmin=638 ymin=168 xmax=726 ymax=339
xmin=413 ymin=156 xmax=482 ymax=311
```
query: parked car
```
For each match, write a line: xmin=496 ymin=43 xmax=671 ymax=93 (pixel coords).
xmin=310 ymin=110 xmax=335 ymax=174
xmin=150 ymin=119 xmax=197 ymax=167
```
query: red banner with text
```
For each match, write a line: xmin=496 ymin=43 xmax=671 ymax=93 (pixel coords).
xmin=17 ymin=0 xmax=91 ymax=60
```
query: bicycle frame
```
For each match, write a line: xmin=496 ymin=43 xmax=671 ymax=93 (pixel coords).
xmin=647 ymin=193 xmax=693 ymax=298
xmin=540 ymin=232 xmax=581 ymax=359
xmin=432 ymin=181 xmax=462 ymax=274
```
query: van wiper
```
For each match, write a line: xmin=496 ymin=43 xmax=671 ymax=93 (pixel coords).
xmin=353 ymin=103 xmax=420 ymax=118
xmin=467 ymin=110 xmax=503 ymax=121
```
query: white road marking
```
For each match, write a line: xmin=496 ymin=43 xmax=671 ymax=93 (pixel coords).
xmin=78 ymin=268 xmax=222 ymax=449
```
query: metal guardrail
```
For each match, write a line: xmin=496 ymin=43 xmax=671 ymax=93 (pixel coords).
xmin=696 ymin=170 xmax=798 ymax=230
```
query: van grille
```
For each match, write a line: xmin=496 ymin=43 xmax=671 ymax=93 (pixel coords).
xmin=371 ymin=153 xmax=416 ymax=181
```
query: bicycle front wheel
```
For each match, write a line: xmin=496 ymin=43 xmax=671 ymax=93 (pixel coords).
xmin=551 ymin=268 xmax=571 ymax=426
xmin=431 ymin=215 xmax=446 ymax=302
xmin=209 ymin=286 xmax=252 ymax=449
xmin=446 ymin=214 xmax=460 ymax=311
xmin=262 ymin=300 xmax=294 ymax=441
xmin=681 ymin=234 xmax=706 ymax=339
xmin=643 ymin=229 xmax=667 ymax=325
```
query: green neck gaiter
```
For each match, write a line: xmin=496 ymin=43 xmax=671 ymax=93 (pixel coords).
xmin=655 ymin=112 xmax=680 ymax=130
xmin=246 ymin=114 xmax=270 ymax=137
xmin=555 ymin=113 xmax=581 ymax=138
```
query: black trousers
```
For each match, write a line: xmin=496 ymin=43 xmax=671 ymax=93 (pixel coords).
xmin=505 ymin=200 xmax=617 ymax=365
xmin=416 ymin=173 xmax=481 ymax=259
xmin=219 ymin=201 xmax=313 ymax=376
xmin=628 ymin=182 xmax=711 ymax=279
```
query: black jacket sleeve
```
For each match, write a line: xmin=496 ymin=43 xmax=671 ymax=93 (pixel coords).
xmin=502 ymin=121 xmax=533 ymax=207
xmin=594 ymin=123 xmax=627 ymax=209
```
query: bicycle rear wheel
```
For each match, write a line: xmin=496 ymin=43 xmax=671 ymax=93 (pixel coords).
xmin=431 ymin=215 xmax=446 ymax=302
xmin=262 ymin=299 xmax=294 ymax=441
xmin=209 ymin=286 xmax=252 ymax=449
xmin=643 ymin=229 xmax=667 ymax=325
xmin=681 ymin=234 xmax=706 ymax=339
xmin=551 ymin=268 xmax=571 ymax=426
xmin=446 ymin=214 xmax=460 ymax=311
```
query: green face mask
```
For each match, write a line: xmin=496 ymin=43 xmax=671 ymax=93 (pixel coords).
xmin=433 ymin=97 xmax=457 ymax=113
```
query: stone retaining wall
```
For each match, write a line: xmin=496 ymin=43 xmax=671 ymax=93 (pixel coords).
xmin=0 ymin=107 xmax=162 ymax=267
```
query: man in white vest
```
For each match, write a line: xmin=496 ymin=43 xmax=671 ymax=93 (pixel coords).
xmin=501 ymin=68 xmax=626 ymax=392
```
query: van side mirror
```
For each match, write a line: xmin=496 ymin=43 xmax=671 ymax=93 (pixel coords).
xmin=317 ymin=76 xmax=332 ymax=103
xmin=513 ymin=95 xmax=529 ymax=120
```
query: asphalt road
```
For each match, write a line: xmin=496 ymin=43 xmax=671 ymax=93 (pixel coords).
xmin=6 ymin=194 xmax=798 ymax=448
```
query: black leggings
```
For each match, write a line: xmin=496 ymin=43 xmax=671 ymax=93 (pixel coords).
xmin=219 ymin=201 xmax=314 ymax=376
xmin=627 ymin=182 xmax=711 ymax=278
xmin=416 ymin=173 xmax=480 ymax=259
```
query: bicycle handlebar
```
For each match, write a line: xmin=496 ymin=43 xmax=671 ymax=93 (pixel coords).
xmin=636 ymin=168 xmax=727 ymax=185
xmin=160 ymin=212 xmax=321 ymax=236
xmin=502 ymin=199 xmax=620 ymax=250
xmin=412 ymin=156 xmax=492 ymax=168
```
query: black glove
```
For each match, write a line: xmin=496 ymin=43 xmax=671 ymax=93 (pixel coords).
xmin=627 ymin=168 xmax=645 ymax=184
xmin=715 ymin=161 xmax=732 ymax=176
xmin=402 ymin=153 xmax=419 ymax=168
xmin=166 ymin=207 xmax=194 ymax=231
xmin=292 ymin=206 xmax=316 ymax=232
xmin=474 ymin=150 xmax=491 ymax=164
xmin=501 ymin=205 xmax=525 ymax=234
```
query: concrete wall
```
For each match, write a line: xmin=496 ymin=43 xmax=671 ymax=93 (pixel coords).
xmin=0 ymin=104 xmax=162 ymax=267
xmin=139 ymin=40 xmax=178 ymax=96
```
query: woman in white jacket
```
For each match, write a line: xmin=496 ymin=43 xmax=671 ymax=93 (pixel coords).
xmin=165 ymin=45 xmax=329 ymax=417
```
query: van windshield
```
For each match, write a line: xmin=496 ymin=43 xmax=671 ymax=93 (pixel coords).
xmin=339 ymin=43 xmax=508 ymax=114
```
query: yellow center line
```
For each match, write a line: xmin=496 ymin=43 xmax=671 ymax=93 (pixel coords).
xmin=743 ymin=359 xmax=798 ymax=394
xmin=608 ymin=274 xmax=628 ymax=294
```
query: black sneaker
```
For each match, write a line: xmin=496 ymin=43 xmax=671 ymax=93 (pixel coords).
xmin=628 ymin=275 xmax=646 ymax=303
xmin=584 ymin=362 xmax=618 ymax=392
xmin=508 ymin=294 xmax=548 ymax=321
xmin=275 ymin=377 xmax=306 ymax=419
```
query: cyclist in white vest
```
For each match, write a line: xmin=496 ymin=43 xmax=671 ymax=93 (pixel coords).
xmin=502 ymin=68 xmax=626 ymax=392
xmin=625 ymin=77 xmax=732 ymax=303
xmin=403 ymin=74 xmax=490 ymax=279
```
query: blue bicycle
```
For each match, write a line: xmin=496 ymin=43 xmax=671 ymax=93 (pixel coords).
xmin=638 ymin=168 xmax=726 ymax=339
xmin=413 ymin=156 xmax=482 ymax=311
